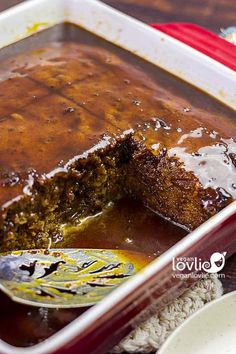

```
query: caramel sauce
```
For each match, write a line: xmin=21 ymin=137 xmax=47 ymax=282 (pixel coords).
xmin=0 ymin=24 xmax=235 ymax=210
xmin=0 ymin=198 xmax=187 ymax=347
xmin=63 ymin=198 xmax=186 ymax=256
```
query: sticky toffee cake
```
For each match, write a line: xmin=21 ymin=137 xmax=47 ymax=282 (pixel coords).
xmin=0 ymin=24 xmax=236 ymax=251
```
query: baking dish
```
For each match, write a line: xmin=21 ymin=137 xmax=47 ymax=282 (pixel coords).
xmin=0 ymin=0 xmax=235 ymax=353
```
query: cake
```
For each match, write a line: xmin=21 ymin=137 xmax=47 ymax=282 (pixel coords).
xmin=0 ymin=24 xmax=235 ymax=251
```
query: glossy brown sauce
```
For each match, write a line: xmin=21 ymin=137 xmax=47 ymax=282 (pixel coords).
xmin=0 ymin=24 xmax=235 ymax=209
xmin=0 ymin=198 xmax=187 ymax=347
xmin=64 ymin=198 xmax=186 ymax=255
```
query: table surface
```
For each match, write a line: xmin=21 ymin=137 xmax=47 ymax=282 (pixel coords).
xmin=0 ymin=0 xmax=235 ymax=292
xmin=1 ymin=0 xmax=236 ymax=32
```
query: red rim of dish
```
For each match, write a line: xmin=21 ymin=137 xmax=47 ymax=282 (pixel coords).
xmin=151 ymin=23 xmax=236 ymax=71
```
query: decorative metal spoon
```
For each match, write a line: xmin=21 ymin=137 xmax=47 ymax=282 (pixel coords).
xmin=0 ymin=248 xmax=150 ymax=308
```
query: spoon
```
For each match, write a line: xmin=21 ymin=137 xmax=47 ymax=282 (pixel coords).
xmin=0 ymin=248 xmax=150 ymax=308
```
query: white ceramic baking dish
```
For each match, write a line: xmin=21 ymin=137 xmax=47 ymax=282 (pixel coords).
xmin=0 ymin=0 xmax=235 ymax=353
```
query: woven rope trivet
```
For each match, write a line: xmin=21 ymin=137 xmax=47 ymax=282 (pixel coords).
xmin=112 ymin=275 xmax=223 ymax=353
